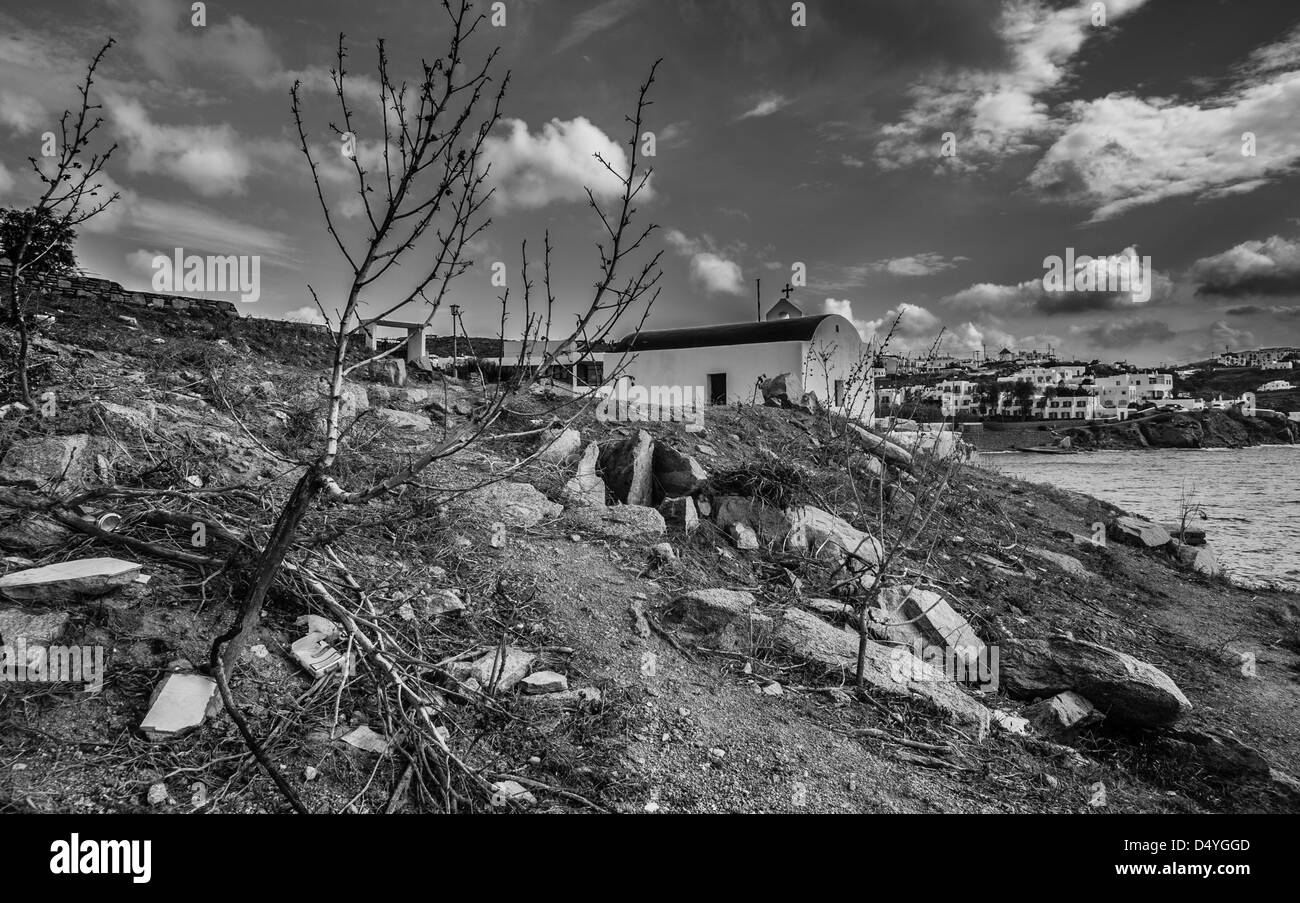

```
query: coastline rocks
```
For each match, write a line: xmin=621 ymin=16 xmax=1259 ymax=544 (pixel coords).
xmin=1001 ymin=635 xmax=1192 ymax=727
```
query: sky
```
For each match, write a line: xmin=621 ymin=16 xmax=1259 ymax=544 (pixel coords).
xmin=2 ymin=0 xmax=1299 ymax=365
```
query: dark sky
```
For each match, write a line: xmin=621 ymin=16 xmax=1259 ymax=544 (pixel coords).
xmin=2 ymin=0 xmax=1299 ymax=363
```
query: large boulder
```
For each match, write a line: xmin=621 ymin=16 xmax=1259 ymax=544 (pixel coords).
xmin=878 ymin=585 xmax=984 ymax=667
xmin=772 ymin=609 xmax=989 ymax=726
xmin=537 ymin=428 xmax=583 ymax=466
xmin=1174 ymin=541 xmax=1221 ymax=577
xmin=651 ymin=444 xmax=708 ymax=501
xmin=1025 ymin=691 xmax=1105 ymax=740
xmin=1109 ymin=515 xmax=1171 ymax=549
xmin=1001 ymin=635 xmax=1192 ymax=727
xmin=564 ymin=505 xmax=665 ymax=542
xmin=784 ymin=505 xmax=883 ymax=569
xmin=0 ymin=435 xmax=91 ymax=489
xmin=598 ymin=430 xmax=654 ymax=505
xmin=561 ymin=442 xmax=606 ymax=507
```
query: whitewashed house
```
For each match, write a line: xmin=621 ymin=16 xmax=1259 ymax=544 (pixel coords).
xmin=611 ymin=301 xmax=873 ymax=418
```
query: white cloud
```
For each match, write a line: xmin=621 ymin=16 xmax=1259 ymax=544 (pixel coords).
xmin=945 ymin=247 xmax=1174 ymax=313
xmin=0 ymin=91 xmax=43 ymax=134
xmin=106 ymin=95 xmax=288 ymax=197
xmin=285 ymin=305 xmax=328 ymax=326
xmin=0 ymin=161 xmax=13 ymax=197
xmin=1027 ymin=72 xmax=1300 ymax=221
xmin=875 ymin=0 xmax=1151 ymax=171
xmin=1190 ymin=235 xmax=1300 ymax=297
xmin=877 ymin=252 xmax=966 ymax=277
xmin=556 ymin=0 xmax=640 ymax=53
xmin=481 ymin=116 xmax=645 ymax=210
xmin=666 ymin=230 xmax=745 ymax=296
xmin=738 ymin=93 xmax=790 ymax=120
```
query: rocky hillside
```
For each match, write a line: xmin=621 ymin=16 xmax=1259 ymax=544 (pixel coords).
xmin=1057 ymin=408 xmax=1298 ymax=450
xmin=1 ymin=293 xmax=1298 ymax=814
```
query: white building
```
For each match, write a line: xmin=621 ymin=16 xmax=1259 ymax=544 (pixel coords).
xmin=1042 ymin=394 xmax=1102 ymax=420
xmin=613 ymin=303 xmax=873 ymax=418
xmin=1258 ymin=379 xmax=1296 ymax=392
xmin=997 ymin=365 xmax=1086 ymax=389
xmin=930 ymin=380 xmax=980 ymax=417
xmin=1093 ymin=372 xmax=1174 ymax=410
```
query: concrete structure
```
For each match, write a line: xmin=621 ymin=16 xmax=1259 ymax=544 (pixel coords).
xmin=998 ymin=365 xmax=1086 ymax=390
xmin=931 ymin=380 xmax=980 ymax=417
xmin=612 ymin=312 xmax=872 ymax=418
xmin=362 ymin=318 xmax=429 ymax=365
xmin=499 ymin=338 xmax=604 ymax=387
xmin=1093 ymin=372 xmax=1174 ymax=411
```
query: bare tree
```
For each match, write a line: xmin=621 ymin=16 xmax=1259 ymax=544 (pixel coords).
xmin=209 ymin=3 xmax=662 ymax=808
xmin=0 ymin=40 xmax=119 ymax=407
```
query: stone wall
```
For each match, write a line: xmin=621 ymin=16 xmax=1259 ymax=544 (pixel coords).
xmin=0 ymin=262 xmax=239 ymax=320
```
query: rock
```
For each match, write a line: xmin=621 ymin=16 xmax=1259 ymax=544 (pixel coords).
xmin=147 ymin=783 xmax=171 ymax=807
xmin=0 ymin=607 xmax=69 ymax=645
xmin=94 ymin=401 xmax=154 ymax=432
xmin=421 ymin=588 xmax=465 ymax=617
xmin=1167 ymin=728 xmax=1271 ymax=778
xmin=598 ymin=430 xmax=654 ymax=505
xmin=340 ymin=725 xmax=391 ymax=755
xmin=658 ymin=496 xmax=699 ymax=533
xmin=728 ymin=522 xmax=759 ymax=550
xmin=562 ymin=442 xmax=607 ymax=507
xmin=881 ymin=585 xmax=984 ymax=667
xmin=713 ymin=496 xmax=792 ymax=542
xmin=761 ymin=682 xmax=784 ymax=696
xmin=521 ymin=671 xmax=569 ymax=694
xmin=460 ymin=481 xmax=562 ymax=528
xmin=537 ymin=427 xmax=583 ymax=465
xmin=1025 ymin=547 xmax=1094 ymax=580
xmin=651 ymin=542 xmax=676 ymax=561
xmin=664 ymin=589 xmax=772 ymax=652
xmin=296 ymin=614 xmax=339 ymax=637
xmin=1025 ymin=691 xmax=1105 ymax=740
xmin=1162 ymin=523 xmax=1207 ymax=545
xmin=140 ymin=672 xmax=221 ymax=741
xmin=849 ymin=425 xmax=914 ymax=469
xmin=805 ymin=598 xmax=853 ymax=619
xmin=564 ymin=505 xmax=665 ymax=541
xmin=1002 ymin=635 xmax=1192 ymax=727
xmin=0 ymin=557 xmax=142 ymax=602
xmin=371 ymin=358 xmax=407 ymax=387
xmin=1109 ymin=515 xmax=1171 ymax=549
xmin=1174 ymin=541 xmax=1220 ymax=577
xmin=0 ymin=516 xmax=72 ymax=554
xmin=771 ymin=608 xmax=989 ymax=726
xmin=0 ymin=434 xmax=91 ymax=489
xmin=373 ymin=408 xmax=433 ymax=431
xmin=651 ymin=443 xmax=708 ymax=500
xmin=784 ymin=505 xmax=882 ymax=569
xmin=462 ymin=646 xmax=536 ymax=693
xmin=490 ymin=780 xmax=536 ymax=807
xmin=760 ymin=372 xmax=804 ymax=408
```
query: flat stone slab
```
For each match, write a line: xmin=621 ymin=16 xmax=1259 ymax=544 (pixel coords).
xmin=461 ymin=646 xmax=537 ymax=693
xmin=0 ymin=557 xmax=142 ymax=602
xmin=521 ymin=670 xmax=569 ymax=694
xmin=1109 ymin=515 xmax=1171 ymax=549
xmin=140 ymin=672 xmax=221 ymax=741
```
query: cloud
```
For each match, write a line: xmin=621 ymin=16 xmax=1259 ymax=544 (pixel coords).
xmin=738 ymin=93 xmax=790 ymax=120
xmin=556 ymin=0 xmax=640 ymax=53
xmin=876 ymin=252 xmax=966 ymax=277
xmin=285 ymin=305 xmax=328 ymax=326
xmin=1190 ymin=235 xmax=1300 ymax=298
xmin=1225 ymin=304 xmax=1300 ymax=318
xmin=666 ymin=230 xmax=745 ymax=296
xmin=1027 ymin=74 xmax=1300 ymax=221
xmin=107 ymin=95 xmax=266 ymax=196
xmin=0 ymin=91 xmax=43 ymax=134
xmin=0 ymin=161 xmax=13 ymax=197
xmin=1069 ymin=316 xmax=1176 ymax=350
xmin=945 ymin=247 xmax=1173 ymax=314
xmin=481 ymin=116 xmax=645 ymax=210
xmin=875 ymin=0 xmax=1151 ymax=171
xmin=840 ymin=154 xmax=866 ymax=168
xmin=110 ymin=0 xmax=279 ymax=82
